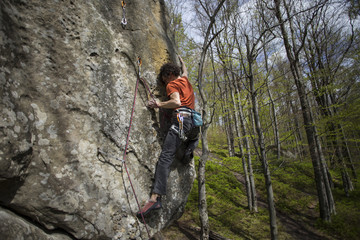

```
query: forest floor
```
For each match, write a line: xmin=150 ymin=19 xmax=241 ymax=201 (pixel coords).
xmin=156 ymin=146 xmax=358 ymax=240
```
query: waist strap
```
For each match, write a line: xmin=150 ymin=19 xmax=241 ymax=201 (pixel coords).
xmin=175 ymin=107 xmax=192 ymax=113
xmin=173 ymin=112 xmax=191 ymax=117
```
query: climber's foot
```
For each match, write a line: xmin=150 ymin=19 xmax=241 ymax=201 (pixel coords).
xmin=136 ymin=197 xmax=162 ymax=218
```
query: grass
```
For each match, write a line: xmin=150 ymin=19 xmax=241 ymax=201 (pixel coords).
xmin=184 ymin=155 xmax=273 ymax=239
xmin=316 ymin=179 xmax=360 ymax=240
xmin=173 ymin=144 xmax=360 ymax=240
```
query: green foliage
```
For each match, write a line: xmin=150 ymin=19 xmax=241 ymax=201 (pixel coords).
xmin=316 ymin=183 xmax=360 ymax=240
xmin=208 ymin=127 xmax=228 ymax=146
xmin=222 ymin=156 xmax=243 ymax=172
xmin=184 ymin=145 xmax=284 ymax=239
xmin=181 ymin=144 xmax=360 ymax=240
xmin=165 ymin=2 xmax=360 ymax=239
xmin=184 ymin=150 xmax=272 ymax=239
xmin=272 ymin=161 xmax=315 ymax=192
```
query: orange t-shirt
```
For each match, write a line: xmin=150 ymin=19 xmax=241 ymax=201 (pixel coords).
xmin=166 ymin=76 xmax=195 ymax=110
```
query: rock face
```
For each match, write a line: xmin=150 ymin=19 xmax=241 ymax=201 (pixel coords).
xmin=0 ymin=0 xmax=196 ymax=239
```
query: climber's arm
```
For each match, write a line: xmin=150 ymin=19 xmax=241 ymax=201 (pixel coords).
xmin=178 ymin=55 xmax=188 ymax=78
xmin=148 ymin=92 xmax=181 ymax=109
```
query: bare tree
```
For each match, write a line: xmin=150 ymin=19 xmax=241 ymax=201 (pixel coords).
xmin=303 ymin=1 xmax=356 ymax=194
xmin=262 ymin=40 xmax=281 ymax=162
xmin=235 ymin=2 xmax=279 ymax=237
xmin=272 ymin=0 xmax=335 ymax=221
xmin=237 ymin=86 xmax=258 ymax=212
xmin=194 ymin=0 xmax=226 ymax=239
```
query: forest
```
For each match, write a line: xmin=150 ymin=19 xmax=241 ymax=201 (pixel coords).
xmin=161 ymin=0 xmax=360 ymax=239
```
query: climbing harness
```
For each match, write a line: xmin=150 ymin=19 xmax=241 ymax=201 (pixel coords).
xmin=176 ymin=107 xmax=203 ymax=127
xmin=121 ymin=0 xmax=127 ymax=26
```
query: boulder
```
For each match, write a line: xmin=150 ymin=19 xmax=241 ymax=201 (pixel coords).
xmin=0 ymin=0 xmax=195 ymax=239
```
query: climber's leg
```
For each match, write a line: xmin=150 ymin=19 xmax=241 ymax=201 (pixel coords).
xmin=137 ymin=125 xmax=180 ymax=218
xmin=152 ymin=124 xmax=182 ymax=195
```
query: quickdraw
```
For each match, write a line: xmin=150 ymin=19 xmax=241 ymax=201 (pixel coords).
xmin=176 ymin=113 xmax=187 ymax=141
xmin=137 ymin=56 xmax=142 ymax=77
xmin=121 ymin=0 xmax=127 ymax=26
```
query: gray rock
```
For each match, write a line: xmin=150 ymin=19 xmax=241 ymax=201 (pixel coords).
xmin=0 ymin=0 xmax=195 ymax=239
xmin=0 ymin=206 xmax=73 ymax=240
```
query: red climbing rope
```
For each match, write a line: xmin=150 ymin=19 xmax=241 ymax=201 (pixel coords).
xmin=121 ymin=59 xmax=151 ymax=239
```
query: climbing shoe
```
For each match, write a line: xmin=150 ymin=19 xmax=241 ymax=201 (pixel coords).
xmin=136 ymin=197 xmax=162 ymax=218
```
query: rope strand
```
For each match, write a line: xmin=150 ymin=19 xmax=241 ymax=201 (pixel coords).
xmin=121 ymin=63 xmax=151 ymax=239
xmin=101 ymin=54 xmax=160 ymax=239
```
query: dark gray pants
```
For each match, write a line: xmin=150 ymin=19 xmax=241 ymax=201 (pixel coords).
xmin=152 ymin=116 xmax=199 ymax=195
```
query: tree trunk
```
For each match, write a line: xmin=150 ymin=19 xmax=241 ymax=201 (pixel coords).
xmin=224 ymin=76 xmax=235 ymax=157
xmin=311 ymin=110 xmax=336 ymax=214
xmin=340 ymin=127 xmax=357 ymax=179
xmin=233 ymin=78 xmax=254 ymax=212
xmin=198 ymin=131 xmax=210 ymax=240
xmin=263 ymin=42 xmax=281 ymax=161
xmin=239 ymin=92 xmax=258 ymax=212
xmin=215 ymin=37 xmax=236 ymax=157
xmin=249 ymin=70 xmax=278 ymax=240
xmin=245 ymin=35 xmax=278 ymax=239
xmin=303 ymin=3 xmax=356 ymax=194
xmin=195 ymin=1 xmax=226 ymax=239
xmin=305 ymin=36 xmax=354 ymax=195
xmin=289 ymin=97 xmax=305 ymax=159
xmin=273 ymin=0 xmax=334 ymax=221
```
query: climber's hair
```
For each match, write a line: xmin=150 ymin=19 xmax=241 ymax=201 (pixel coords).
xmin=159 ymin=63 xmax=181 ymax=82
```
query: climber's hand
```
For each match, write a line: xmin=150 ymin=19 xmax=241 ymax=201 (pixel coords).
xmin=147 ymin=99 xmax=159 ymax=108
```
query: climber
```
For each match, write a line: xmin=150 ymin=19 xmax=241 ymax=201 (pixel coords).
xmin=136 ymin=55 xmax=199 ymax=218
